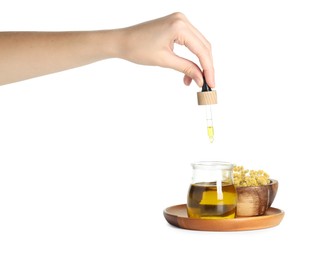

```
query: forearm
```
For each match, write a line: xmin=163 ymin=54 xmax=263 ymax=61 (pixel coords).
xmin=0 ymin=13 xmax=215 ymax=87
xmin=0 ymin=30 xmax=122 ymax=85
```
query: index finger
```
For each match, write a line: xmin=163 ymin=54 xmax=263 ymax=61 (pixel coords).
xmin=180 ymin=19 xmax=215 ymax=87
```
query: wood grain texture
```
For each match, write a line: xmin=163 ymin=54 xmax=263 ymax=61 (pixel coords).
xmin=197 ymin=90 xmax=217 ymax=105
xmin=163 ymin=204 xmax=284 ymax=231
xmin=236 ymin=179 xmax=278 ymax=217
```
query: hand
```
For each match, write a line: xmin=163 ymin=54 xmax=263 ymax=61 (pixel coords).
xmin=0 ymin=12 xmax=214 ymax=87
xmin=117 ymin=12 xmax=215 ymax=88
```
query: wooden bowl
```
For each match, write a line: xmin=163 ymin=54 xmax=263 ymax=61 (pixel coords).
xmin=236 ymin=179 xmax=278 ymax=217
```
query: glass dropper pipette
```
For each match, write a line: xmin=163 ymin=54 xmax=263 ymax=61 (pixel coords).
xmin=205 ymin=103 xmax=214 ymax=143
xmin=197 ymin=77 xmax=217 ymax=143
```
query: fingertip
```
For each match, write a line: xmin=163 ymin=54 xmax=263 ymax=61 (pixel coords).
xmin=191 ymin=72 xmax=204 ymax=87
xmin=184 ymin=75 xmax=203 ymax=87
xmin=166 ymin=54 xmax=204 ymax=88
xmin=195 ymin=77 xmax=203 ymax=88
xmin=204 ymin=70 xmax=215 ymax=88
xmin=183 ymin=75 xmax=192 ymax=86
xmin=208 ymin=79 xmax=215 ymax=88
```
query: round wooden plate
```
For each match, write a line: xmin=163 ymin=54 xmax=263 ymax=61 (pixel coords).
xmin=163 ymin=204 xmax=284 ymax=231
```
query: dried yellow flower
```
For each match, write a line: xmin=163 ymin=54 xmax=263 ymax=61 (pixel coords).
xmin=233 ymin=165 xmax=270 ymax=187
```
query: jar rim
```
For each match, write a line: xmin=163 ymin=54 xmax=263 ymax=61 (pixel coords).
xmin=191 ymin=161 xmax=233 ymax=170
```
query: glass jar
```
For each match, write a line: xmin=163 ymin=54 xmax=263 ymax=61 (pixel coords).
xmin=187 ymin=161 xmax=237 ymax=219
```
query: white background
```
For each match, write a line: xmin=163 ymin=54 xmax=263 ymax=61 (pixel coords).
xmin=1 ymin=0 xmax=312 ymax=259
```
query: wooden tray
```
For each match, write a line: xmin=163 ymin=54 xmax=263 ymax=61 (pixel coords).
xmin=163 ymin=204 xmax=284 ymax=231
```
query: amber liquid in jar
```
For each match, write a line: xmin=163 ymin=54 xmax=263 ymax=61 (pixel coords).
xmin=187 ymin=182 xmax=237 ymax=219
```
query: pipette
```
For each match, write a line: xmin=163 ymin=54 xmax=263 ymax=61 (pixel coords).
xmin=197 ymin=77 xmax=217 ymax=143
xmin=206 ymin=104 xmax=214 ymax=143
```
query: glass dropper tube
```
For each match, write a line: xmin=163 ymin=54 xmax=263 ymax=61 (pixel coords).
xmin=197 ymin=76 xmax=217 ymax=143
xmin=206 ymin=105 xmax=214 ymax=143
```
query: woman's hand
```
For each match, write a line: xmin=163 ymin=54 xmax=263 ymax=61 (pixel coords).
xmin=117 ymin=12 xmax=215 ymax=88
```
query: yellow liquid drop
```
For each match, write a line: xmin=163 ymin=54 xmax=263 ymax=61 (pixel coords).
xmin=207 ymin=126 xmax=214 ymax=143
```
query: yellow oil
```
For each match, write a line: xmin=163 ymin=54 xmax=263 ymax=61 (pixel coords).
xmin=207 ymin=126 xmax=214 ymax=143
xmin=187 ymin=182 xmax=237 ymax=219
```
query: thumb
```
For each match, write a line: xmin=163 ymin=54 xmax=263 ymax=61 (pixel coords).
xmin=164 ymin=53 xmax=203 ymax=87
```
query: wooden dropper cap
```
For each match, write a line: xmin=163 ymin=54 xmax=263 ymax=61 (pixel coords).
xmin=197 ymin=78 xmax=217 ymax=105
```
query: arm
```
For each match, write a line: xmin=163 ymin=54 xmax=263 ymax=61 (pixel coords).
xmin=0 ymin=12 xmax=214 ymax=87
xmin=0 ymin=30 xmax=120 ymax=86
